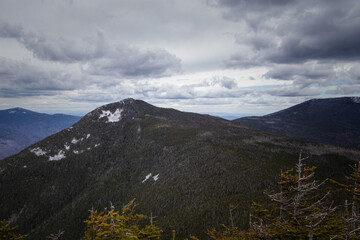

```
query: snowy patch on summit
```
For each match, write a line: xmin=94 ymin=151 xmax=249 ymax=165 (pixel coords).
xmin=49 ymin=150 xmax=65 ymax=161
xmin=30 ymin=147 xmax=47 ymax=156
xmin=351 ymin=97 xmax=360 ymax=104
xmin=99 ymin=109 xmax=123 ymax=123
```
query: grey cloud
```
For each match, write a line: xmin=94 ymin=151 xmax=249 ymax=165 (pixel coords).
xmin=208 ymin=76 xmax=238 ymax=89
xmin=213 ymin=0 xmax=360 ymax=67
xmin=225 ymin=53 xmax=262 ymax=69
xmin=264 ymin=86 xmax=321 ymax=97
xmin=325 ymin=85 xmax=360 ymax=95
xmin=263 ymin=63 xmax=334 ymax=81
xmin=220 ymin=77 xmax=237 ymax=89
xmin=21 ymin=32 xmax=108 ymax=63
xmin=270 ymin=1 xmax=360 ymax=63
xmin=0 ymin=22 xmax=106 ymax=63
xmin=209 ymin=0 xmax=294 ymax=22
xmin=0 ymin=58 xmax=79 ymax=97
xmin=0 ymin=22 xmax=23 ymax=38
xmin=0 ymin=23 xmax=182 ymax=78
xmin=340 ymin=64 xmax=360 ymax=82
xmin=138 ymin=81 xmax=248 ymax=100
xmin=86 ymin=47 xmax=182 ymax=78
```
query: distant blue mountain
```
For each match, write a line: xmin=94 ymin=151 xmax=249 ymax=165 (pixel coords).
xmin=0 ymin=108 xmax=81 ymax=159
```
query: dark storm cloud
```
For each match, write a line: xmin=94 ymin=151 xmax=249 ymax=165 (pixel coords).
xmin=0 ymin=58 xmax=78 ymax=97
xmin=0 ymin=22 xmax=182 ymax=78
xmin=211 ymin=0 xmax=360 ymax=66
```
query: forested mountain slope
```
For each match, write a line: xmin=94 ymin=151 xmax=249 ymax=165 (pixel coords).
xmin=1 ymin=98 xmax=359 ymax=239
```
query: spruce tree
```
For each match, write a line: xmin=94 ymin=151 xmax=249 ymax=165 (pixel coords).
xmin=0 ymin=220 xmax=27 ymax=240
xmin=331 ymin=161 xmax=360 ymax=239
xmin=82 ymin=199 xmax=162 ymax=240
xmin=249 ymin=152 xmax=341 ymax=239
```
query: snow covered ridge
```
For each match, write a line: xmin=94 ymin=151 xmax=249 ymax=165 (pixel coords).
xmin=351 ymin=97 xmax=360 ymax=104
xmin=99 ymin=108 xmax=123 ymax=123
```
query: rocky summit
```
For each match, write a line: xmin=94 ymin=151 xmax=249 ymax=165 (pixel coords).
xmin=1 ymin=98 xmax=360 ymax=239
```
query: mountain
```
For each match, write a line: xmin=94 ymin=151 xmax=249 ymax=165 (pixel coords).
xmin=0 ymin=108 xmax=81 ymax=160
xmin=1 ymin=98 xmax=359 ymax=239
xmin=234 ymin=97 xmax=360 ymax=149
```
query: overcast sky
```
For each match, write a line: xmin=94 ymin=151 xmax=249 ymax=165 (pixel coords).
xmin=0 ymin=0 xmax=359 ymax=117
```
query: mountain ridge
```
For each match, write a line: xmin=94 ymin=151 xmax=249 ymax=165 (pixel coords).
xmin=0 ymin=107 xmax=81 ymax=160
xmin=1 ymin=98 xmax=359 ymax=239
xmin=234 ymin=97 xmax=360 ymax=149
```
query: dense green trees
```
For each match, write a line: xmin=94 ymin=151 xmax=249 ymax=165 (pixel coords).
xmin=248 ymin=152 xmax=342 ymax=239
xmin=209 ymin=153 xmax=360 ymax=240
xmin=82 ymin=199 xmax=162 ymax=240
xmin=3 ymin=153 xmax=360 ymax=239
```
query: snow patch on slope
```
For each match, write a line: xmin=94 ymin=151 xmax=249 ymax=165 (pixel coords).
xmin=351 ymin=97 xmax=360 ymax=104
xmin=64 ymin=143 xmax=70 ymax=150
xmin=142 ymin=173 xmax=160 ymax=183
xmin=49 ymin=150 xmax=65 ymax=161
xmin=142 ymin=173 xmax=152 ymax=183
xmin=99 ymin=109 xmax=123 ymax=123
xmin=73 ymin=150 xmax=83 ymax=154
xmin=30 ymin=147 xmax=47 ymax=156
xmin=153 ymin=174 xmax=159 ymax=181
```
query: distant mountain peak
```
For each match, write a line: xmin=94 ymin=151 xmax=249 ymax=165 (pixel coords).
xmin=234 ymin=96 xmax=360 ymax=149
xmin=7 ymin=107 xmax=31 ymax=114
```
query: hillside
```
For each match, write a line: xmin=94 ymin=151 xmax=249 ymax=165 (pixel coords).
xmin=1 ymin=99 xmax=359 ymax=239
xmin=0 ymin=108 xmax=81 ymax=159
xmin=234 ymin=97 xmax=360 ymax=149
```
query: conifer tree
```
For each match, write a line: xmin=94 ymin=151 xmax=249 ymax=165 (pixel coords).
xmin=0 ymin=220 xmax=27 ymax=240
xmin=249 ymin=152 xmax=341 ymax=239
xmin=82 ymin=199 xmax=162 ymax=240
xmin=331 ymin=161 xmax=360 ymax=239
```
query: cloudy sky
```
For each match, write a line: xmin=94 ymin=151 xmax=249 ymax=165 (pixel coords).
xmin=0 ymin=0 xmax=359 ymax=117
